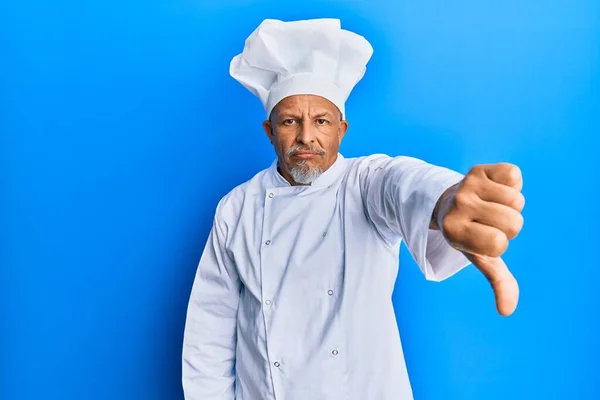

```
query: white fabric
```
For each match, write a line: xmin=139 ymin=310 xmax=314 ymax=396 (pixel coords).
xmin=229 ymin=18 xmax=373 ymax=117
xmin=182 ymin=153 xmax=471 ymax=400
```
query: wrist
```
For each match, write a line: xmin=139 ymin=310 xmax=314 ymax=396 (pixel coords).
xmin=430 ymin=183 xmax=459 ymax=231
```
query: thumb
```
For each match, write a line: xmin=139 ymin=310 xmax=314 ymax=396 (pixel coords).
xmin=464 ymin=253 xmax=519 ymax=316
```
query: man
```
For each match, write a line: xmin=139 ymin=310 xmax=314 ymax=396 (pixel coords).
xmin=182 ymin=18 xmax=524 ymax=400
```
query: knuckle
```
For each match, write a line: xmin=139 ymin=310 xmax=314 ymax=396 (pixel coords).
xmin=441 ymin=214 xmax=464 ymax=241
xmin=507 ymin=213 xmax=524 ymax=238
xmin=461 ymin=174 xmax=480 ymax=193
xmin=511 ymin=192 xmax=526 ymax=211
xmin=467 ymin=165 xmax=484 ymax=178
xmin=454 ymin=190 xmax=471 ymax=209
xmin=489 ymin=231 xmax=508 ymax=257
xmin=505 ymin=163 xmax=522 ymax=184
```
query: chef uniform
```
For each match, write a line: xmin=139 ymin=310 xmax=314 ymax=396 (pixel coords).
xmin=182 ymin=18 xmax=471 ymax=400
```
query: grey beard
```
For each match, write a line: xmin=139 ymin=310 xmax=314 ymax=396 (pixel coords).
xmin=289 ymin=161 xmax=323 ymax=184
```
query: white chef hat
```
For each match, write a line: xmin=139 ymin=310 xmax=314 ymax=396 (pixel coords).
xmin=229 ymin=18 xmax=373 ymax=118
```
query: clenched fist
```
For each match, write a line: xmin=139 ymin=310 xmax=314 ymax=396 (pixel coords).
xmin=433 ymin=163 xmax=525 ymax=316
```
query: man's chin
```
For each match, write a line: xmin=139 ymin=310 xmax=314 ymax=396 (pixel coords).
xmin=289 ymin=165 xmax=324 ymax=185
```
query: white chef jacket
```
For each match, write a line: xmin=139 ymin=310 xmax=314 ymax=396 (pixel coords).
xmin=182 ymin=153 xmax=471 ymax=400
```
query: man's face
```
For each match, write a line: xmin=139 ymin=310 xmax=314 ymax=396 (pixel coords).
xmin=263 ymin=95 xmax=348 ymax=185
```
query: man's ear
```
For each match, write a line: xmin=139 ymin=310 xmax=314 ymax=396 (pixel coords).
xmin=338 ymin=120 xmax=349 ymax=142
xmin=262 ymin=120 xmax=274 ymax=144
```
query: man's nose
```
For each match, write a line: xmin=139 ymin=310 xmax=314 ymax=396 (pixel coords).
xmin=297 ymin=120 xmax=316 ymax=144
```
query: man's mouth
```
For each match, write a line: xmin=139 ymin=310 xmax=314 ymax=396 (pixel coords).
xmin=293 ymin=151 xmax=321 ymax=159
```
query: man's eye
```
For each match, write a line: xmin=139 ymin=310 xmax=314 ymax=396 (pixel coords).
xmin=283 ymin=119 xmax=295 ymax=125
xmin=316 ymin=119 xmax=328 ymax=125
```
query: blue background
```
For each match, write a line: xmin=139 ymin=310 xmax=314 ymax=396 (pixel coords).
xmin=2 ymin=1 xmax=598 ymax=399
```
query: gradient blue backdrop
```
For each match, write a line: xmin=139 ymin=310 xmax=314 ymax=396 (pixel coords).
xmin=2 ymin=1 xmax=599 ymax=399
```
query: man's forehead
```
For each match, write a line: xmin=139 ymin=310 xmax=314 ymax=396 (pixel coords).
xmin=274 ymin=95 xmax=340 ymax=115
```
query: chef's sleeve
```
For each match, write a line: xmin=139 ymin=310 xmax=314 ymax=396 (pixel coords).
xmin=358 ymin=154 xmax=471 ymax=281
xmin=182 ymin=200 xmax=240 ymax=399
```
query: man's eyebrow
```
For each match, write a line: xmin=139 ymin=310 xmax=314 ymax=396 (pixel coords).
xmin=276 ymin=112 xmax=301 ymax=120
xmin=314 ymin=111 xmax=343 ymax=120
xmin=275 ymin=110 xmax=340 ymax=120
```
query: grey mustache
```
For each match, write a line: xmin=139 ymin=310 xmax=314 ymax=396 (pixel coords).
xmin=286 ymin=145 xmax=326 ymax=157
